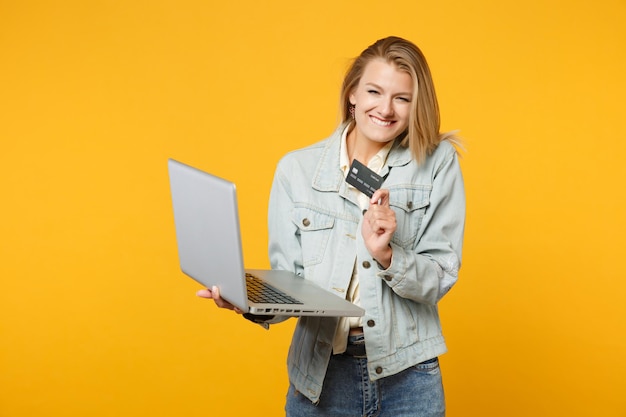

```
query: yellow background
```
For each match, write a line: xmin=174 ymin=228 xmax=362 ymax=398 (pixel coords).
xmin=2 ymin=1 xmax=625 ymax=416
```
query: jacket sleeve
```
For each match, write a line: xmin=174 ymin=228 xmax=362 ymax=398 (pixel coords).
xmin=268 ymin=158 xmax=305 ymax=277
xmin=243 ymin=159 xmax=304 ymax=328
xmin=379 ymin=146 xmax=466 ymax=305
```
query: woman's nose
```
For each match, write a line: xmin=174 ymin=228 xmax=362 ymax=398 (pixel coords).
xmin=379 ymin=98 xmax=394 ymax=117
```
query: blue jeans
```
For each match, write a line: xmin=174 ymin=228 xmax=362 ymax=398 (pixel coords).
xmin=285 ymin=335 xmax=445 ymax=417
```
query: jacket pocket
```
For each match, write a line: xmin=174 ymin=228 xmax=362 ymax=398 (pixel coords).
xmin=388 ymin=185 xmax=432 ymax=247
xmin=291 ymin=206 xmax=335 ymax=267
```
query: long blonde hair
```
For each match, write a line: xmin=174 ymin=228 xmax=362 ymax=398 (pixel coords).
xmin=340 ymin=36 xmax=456 ymax=162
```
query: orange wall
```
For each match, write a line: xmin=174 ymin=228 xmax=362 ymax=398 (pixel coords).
xmin=1 ymin=1 xmax=625 ymax=416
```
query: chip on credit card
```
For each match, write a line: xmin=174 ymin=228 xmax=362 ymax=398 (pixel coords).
xmin=345 ymin=159 xmax=384 ymax=198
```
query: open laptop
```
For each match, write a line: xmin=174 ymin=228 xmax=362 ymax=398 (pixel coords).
xmin=167 ymin=158 xmax=364 ymax=317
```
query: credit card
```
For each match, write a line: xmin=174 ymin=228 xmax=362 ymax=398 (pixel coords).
xmin=345 ymin=159 xmax=383 ymax=198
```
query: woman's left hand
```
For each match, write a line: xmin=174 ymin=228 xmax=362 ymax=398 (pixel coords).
xmin=362 ymin=188 xmax=396 ymax=269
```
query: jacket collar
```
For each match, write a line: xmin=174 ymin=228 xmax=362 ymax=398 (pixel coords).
xmin=312 ymin=123 xmax=413 ymax=193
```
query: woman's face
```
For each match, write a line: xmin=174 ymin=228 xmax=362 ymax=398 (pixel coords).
xmin=349 ymin=59 xmax=413 ymax=146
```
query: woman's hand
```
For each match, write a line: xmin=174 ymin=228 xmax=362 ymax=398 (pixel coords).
xmin=362 ymin=188 xmax=396 ymax=269
xmin=196 ymin=286 xmax=244 ymax=314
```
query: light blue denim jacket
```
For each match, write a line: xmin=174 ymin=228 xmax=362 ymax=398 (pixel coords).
xmin=268 ymin=124 xmax=465 ymax=404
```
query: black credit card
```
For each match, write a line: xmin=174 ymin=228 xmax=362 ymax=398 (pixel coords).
xmin=345 ymin=159 xmax=383 ymax=198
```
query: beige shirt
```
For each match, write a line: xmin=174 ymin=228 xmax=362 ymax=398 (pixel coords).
xmin=332 ymin=125 xmax=393 ymax=354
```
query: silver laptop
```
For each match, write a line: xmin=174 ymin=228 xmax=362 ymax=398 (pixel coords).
xmin=167 ymin=159 xmax=364 ymax=317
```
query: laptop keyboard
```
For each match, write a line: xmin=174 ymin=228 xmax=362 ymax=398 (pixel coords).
xmin=245 ymin=273 xmax=303 ymax=305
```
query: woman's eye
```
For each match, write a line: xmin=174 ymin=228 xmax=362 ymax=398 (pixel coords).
xmin=367 ymin=90 xmax=380 ymax=95
xmin=397 ymin=97 xmax=411 ymax=103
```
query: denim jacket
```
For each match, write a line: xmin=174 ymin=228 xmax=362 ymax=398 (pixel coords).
xmin=268 ymin=124 xmax=465 ymax=404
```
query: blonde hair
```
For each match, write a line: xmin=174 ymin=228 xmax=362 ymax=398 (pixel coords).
xmin=340 ymin=36 xmax=456 ymax=162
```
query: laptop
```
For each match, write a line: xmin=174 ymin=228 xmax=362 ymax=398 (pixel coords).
xmin=167 ymin=158 xmax=365 ymax=317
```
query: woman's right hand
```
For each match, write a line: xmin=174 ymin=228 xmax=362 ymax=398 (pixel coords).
xmin=196 ymin=286 xmax=244 ymax=314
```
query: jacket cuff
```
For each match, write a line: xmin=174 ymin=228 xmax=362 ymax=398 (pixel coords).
xmin=376 ymin=242 xmax=406 ymax=286
xmin=243 ymin=313 xmax=289 ymax=329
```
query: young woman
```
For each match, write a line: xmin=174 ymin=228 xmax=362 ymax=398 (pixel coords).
xmin=199 ymin=36 xmax=465 ymax=417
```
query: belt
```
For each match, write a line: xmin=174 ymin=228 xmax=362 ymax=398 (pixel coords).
xmin=342 ymin=334 xmax=440 ymax=366
xmin=342 ymin=333 xmax=367 ymax=358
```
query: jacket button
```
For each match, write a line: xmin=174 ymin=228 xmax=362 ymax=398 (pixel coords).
xmin=302 ymin=218 xmax=310 ymax=227
xmin=383 ymin=274 xmax=393 ymax=281
xmin=407 ymin=201 xmax=413 ymax=209
xmin=367 ymin=319 xmax=375 ymax=327
xmin=375 ymin=366 xmax=383 ymax=374
xmin=362 ymin=261 xmax=371 ymax=269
